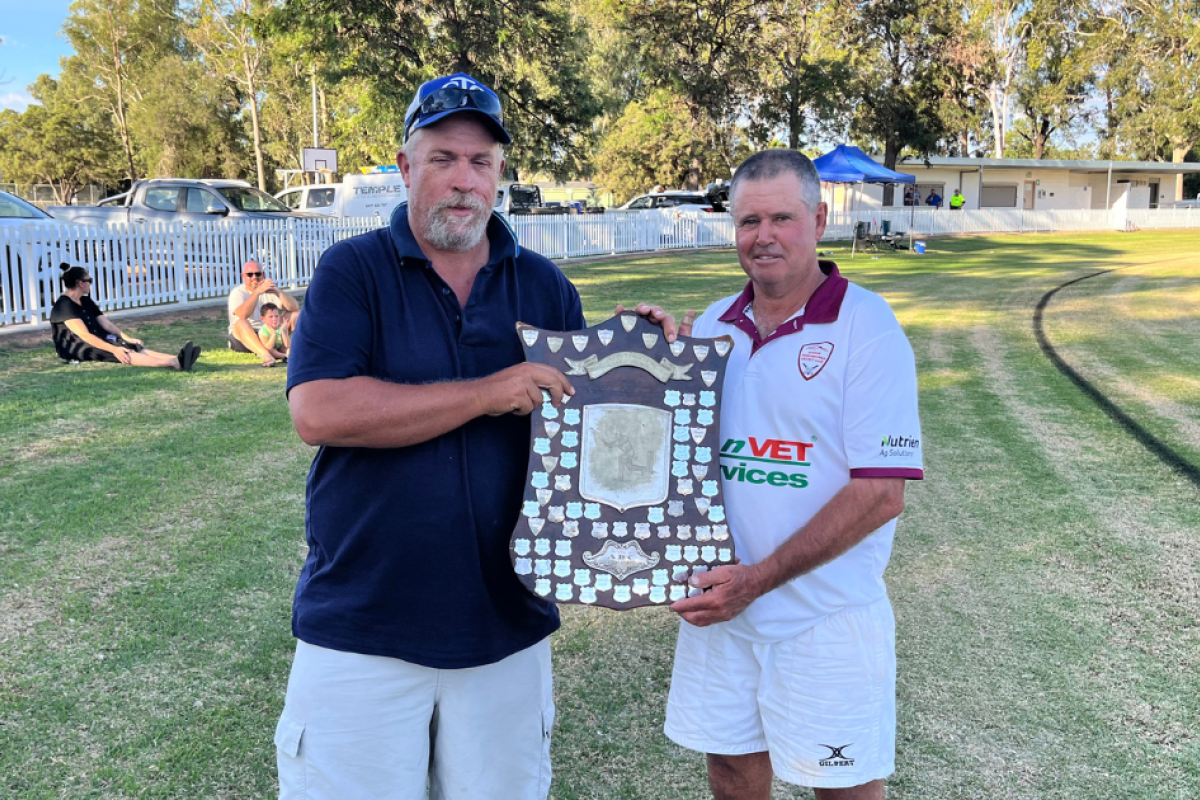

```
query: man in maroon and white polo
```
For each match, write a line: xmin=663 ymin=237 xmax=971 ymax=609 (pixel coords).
xmin=667 ymin=149 xmax=924 ymax=800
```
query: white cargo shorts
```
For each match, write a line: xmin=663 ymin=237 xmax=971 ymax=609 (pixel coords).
xmin=275 ymin=638 xmax=554 ymax=799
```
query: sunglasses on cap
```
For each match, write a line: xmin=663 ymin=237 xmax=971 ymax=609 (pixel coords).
xmin=404 ymin=77 xmax=508 ymax=143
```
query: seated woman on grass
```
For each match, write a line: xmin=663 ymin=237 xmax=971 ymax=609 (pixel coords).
xmin=50 ymin=264 xmax=201 ymax=371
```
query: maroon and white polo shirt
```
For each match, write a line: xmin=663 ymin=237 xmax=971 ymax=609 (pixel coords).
xmin=692 ymin=261 xmax=923 ymax=642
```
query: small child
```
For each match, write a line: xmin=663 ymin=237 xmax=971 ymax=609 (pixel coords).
xmin=258 ymin=303 xmax=290 ymax=362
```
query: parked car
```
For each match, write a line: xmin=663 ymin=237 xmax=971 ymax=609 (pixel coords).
xmin=275 ymin=172 xmax=409 ymax=219
xmin=617 ymin=190 xmax=717 ymax=212
xmin=0 ymin=190 xmax=76 ymax=322
xmin=47 ymin=179 xmax=320 ymax=227
xmin=0 ymin=190 xmax=71 ymax=231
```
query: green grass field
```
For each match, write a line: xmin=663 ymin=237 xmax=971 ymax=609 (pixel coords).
xmin=2 ymin=232 xmax=1198 ymax=799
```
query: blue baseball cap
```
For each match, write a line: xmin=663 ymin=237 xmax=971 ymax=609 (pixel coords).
xmin=404 ymin=73 xmax=511 ymax=145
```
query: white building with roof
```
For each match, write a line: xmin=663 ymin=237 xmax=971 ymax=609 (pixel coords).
xmin=827 ymin=156 xmax=1200 ymax=213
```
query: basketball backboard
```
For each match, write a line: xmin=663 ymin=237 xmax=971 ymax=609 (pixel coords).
xmin=302 ymin=148 xmax=339 ymax=173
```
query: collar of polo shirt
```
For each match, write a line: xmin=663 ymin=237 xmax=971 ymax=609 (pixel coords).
xmin=718 ymin=260 xmax=849 ymax=355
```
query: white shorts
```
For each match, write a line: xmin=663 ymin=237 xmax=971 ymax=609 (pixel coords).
xmin=664 ymin=597 xmax=896 ymax=789
xmin=275 ymin=638 xmax=554 ymax=800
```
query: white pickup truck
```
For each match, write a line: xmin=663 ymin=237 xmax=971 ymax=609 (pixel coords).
xmin=276 ymin=173 xmax=408 ymax=219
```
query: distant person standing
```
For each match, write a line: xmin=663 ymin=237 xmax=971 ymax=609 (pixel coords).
xmin=925 ymin=189 xmax=943 ymax=209
xmin=903 ymin=187 xmax=915 ymax=207
xmin=949 ymin=189 xmax=965 ymax=210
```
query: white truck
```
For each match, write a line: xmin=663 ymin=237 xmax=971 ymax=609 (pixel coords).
xmin=275 ymin=172 xmax=408 ymax=220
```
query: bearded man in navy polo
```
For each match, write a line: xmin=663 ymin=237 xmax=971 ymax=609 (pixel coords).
xmin=275 ymin=74 xmax=582 ymax=799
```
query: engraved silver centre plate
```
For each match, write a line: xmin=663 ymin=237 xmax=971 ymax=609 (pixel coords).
xmin=579 ymin=403 xmax=671 ymax=512
xmin=582 ymin=539 xmax=661 ymax=580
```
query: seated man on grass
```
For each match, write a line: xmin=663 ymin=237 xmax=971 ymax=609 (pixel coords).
xmin=227 ymin=259 xmax=299 ymax=367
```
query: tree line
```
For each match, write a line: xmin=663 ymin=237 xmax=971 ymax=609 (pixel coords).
xmin=0 ymin=0 xmax=1196 ymax=205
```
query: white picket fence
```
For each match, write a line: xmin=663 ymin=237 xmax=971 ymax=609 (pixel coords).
xmin=826 ymin=206 xmax=1200 ymax=238
xmin=3 ymin=206 xmax=1199 ymax=328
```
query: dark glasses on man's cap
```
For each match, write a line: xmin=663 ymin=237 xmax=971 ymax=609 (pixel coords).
xmin=403 ymin=74 xmax=511 ymax=144
xmin=405 ymin=85 xmax=503 ymax=139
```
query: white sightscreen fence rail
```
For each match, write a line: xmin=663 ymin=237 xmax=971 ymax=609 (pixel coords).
xmin=3 ymin=208 xmax=1198 ymax=327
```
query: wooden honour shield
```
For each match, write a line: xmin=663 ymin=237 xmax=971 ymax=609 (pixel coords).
xmin=510 ymin=312 xmax=736 ymax=609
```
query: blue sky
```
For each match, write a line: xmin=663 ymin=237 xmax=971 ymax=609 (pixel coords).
xmin=0 ymin=0 xmax=76 ymax=111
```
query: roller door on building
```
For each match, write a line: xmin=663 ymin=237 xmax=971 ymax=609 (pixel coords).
xmin=981 ymin=184 xmax=1018 ymax=208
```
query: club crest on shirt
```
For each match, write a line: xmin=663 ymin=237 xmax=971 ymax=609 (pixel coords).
xmin=798 ymin=342 xmax=834 ymax=381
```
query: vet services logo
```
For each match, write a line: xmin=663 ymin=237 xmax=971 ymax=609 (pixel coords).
xmin=818 ymin=743 xmax=855 ymax=767
xmin=798 ymin=342 xmax=834 ymax=381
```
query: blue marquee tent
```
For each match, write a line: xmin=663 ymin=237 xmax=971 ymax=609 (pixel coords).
xmin=813 ymin=145 xmax=916 ymax=255
xmin=813 ymin=145 xmax=916 ymax=185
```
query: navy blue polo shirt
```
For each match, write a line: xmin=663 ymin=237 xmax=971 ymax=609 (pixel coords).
xmin=286 ymin=204 xmax=585 ymax=669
